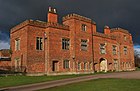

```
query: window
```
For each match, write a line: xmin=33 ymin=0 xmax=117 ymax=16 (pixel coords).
xmin=36 ymin=37 xmax=43 ymax=50
xmin=63 ymin=60 xmax=69 ymax=69
xmin=78 ymin=62 xmax=81 ymax=70
xmin=124 ymin=35 xmax=127 ymax=41
xmin=100 ymin=44 xmax=106 ymax=54
xmin=126 ymin=62 xmax=128 ymax=68
xmin=84 ymin=62 xmax=87 ymax=70
xmin=81 ymin=39 xmax=88 ymax=51
xmin=114 ymin=59 xmax=118 ymax=70
xmin=81 ymin=24 xmax=87 ymax=31
xmin=89 ymin=62 xmax=92 ymax=70
xmin=128 ymin=62 xmax=131 ymax=68
xmin=112 ymin=45 xmax=117 ymax=55
xmin=124 ymin=46 xmax=127 ymax=55
xmin=62 ymin=38 xmax=70 ymax=50
xmin=15 ymin=39 xmax=20 ymax=50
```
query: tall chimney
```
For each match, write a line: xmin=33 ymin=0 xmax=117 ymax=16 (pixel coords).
xmin=48 ymin=7 xmax=58 ymax=23
xmin=104 ymin=26 xmax=110 ymax=34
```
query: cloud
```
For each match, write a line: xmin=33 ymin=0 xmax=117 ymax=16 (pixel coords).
xmin=0 ymin=41 xmax=10 ymax=50
xmin=134 ymin=45 xmax=140 ymax=52
xmin=0 ymin=30 xmax=10 ymax=43
xmin=0 ymin=0 xmax=140 ymax=50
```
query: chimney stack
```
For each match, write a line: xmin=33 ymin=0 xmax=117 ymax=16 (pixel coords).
xmin=104 ymin=26 xmax=110 ymax=34
xmin=48 ymin=7 xmax=58 ymax=23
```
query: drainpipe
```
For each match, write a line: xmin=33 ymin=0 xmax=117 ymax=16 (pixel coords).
xmin=44 ymin=32 xmax=47 ymax=74
xmin=118 ymin=43 xmax=121 ymax=71
xmin=91 ymin=23 xmax=95 ymax=72
xmin=74 ymin=19 xmax=76 ymax=73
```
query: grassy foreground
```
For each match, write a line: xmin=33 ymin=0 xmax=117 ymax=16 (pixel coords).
xmin=0 ymin=74 xmax=92 ymax=88
xmin=136 ymin=67 xmax=140 ymax=71
xmin=41 ymin=78 xmax=140 ymax=91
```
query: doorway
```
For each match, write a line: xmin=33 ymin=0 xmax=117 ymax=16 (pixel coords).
xmin=100 ymin=58 xmax=107 ymax=72
xmin=15 ymin=58 xmax=21 ymax=71
xmin=52 ymin=61 xmax=59 ymax=72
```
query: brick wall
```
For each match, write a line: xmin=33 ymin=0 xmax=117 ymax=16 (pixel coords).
xmin=10 ymin=8 xmax=135 ymax=75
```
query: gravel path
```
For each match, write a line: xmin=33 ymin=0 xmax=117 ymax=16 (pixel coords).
xmin=1 ymin=71 xmax=140 ymax=91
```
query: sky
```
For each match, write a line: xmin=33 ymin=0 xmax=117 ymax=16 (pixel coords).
xmin=0 ymin=0 xmax=140 ymax=51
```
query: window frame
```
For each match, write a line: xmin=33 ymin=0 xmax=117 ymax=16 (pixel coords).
xmin=112 ymin=45 xmax=117 ymax=55
xmin=62 ymin=38 xmax=70 ymax=50
xmin=124 ymin=46 xmax=127 ymax=55
xmin=36 ymin=37 xmax=43 ymax=50
xmin=100 ymin=44 xmax=106 ymax=54
xmin=124 ymin=35 xmax=127 ymax=41
xmin=89 ymin=62 xmax=93 ymax=70
xmin=63 ymin=60 xmax=70 ymax=69
xmin=84 ymin=62 xmax=87 ymax=70
xmin=81 ymin=39 xmax=88 ymax=51
xmin=78 ymin=62 xmax=81 ymax=70
xmin=81 ymin=24 xmax=87 ymax=31
xmin=15 ymin=38 xmax=20 ymax=51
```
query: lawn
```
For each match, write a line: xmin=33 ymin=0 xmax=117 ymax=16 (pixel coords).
xmin=0 ymin=74 xmax=92 ymax=88
xmin=41 ymin=78 xmax=140 ymax=91
xmin=136 ymin=67 xmax=140 ymax=71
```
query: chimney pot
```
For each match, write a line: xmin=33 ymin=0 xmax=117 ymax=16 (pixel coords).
xmin=49 ymin=7 xmax=51 ymax=12
xmin=104 ymin=25 xmax=110 ymax=34
xmin=48 ymin=7 xmax=58 ymax=23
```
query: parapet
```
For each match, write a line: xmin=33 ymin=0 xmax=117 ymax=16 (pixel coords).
xmin=111 ymin=28 xmax=130 ymax=35
xmin=47 ymin=22 xmax=69 ymax=30
xmin=11 ymin=20 xmax=47 ymax=33
xmin=93 ymin=32 xmax=116 ymax=40
xmin=63 ymin=13 xmax=94 ymax=23
xmin=11 ymin=20 xmax=69 ymax=33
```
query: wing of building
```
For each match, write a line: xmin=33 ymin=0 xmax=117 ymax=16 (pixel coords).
xmin=0 ymin=49 xmax=11 ymax=70
xmin=10 ymin=7 xmax=135 ymax=75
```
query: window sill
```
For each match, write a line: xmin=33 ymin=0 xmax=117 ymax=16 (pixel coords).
xmin=62 ymin=49 xmax=70 ymax=51
xmin=80 ymin=49 xmax=88 ymax=51
xmin=36 ymin=50 xmax=44 ymax=51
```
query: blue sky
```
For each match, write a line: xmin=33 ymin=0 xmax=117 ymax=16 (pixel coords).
xmin=134 ymin=45 xmax=140 ymax=52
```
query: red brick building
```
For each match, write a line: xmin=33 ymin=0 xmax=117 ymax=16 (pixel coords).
xmin=0 ymin=49 xmax=11 ymax=70
xmin=10 ymin=7 xmax=135 ymax=75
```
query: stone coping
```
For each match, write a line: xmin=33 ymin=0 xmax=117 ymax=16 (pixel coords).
xmin=63 ymin=13 xmax=96 ymax=24
xmin=11 ymin=20 xmax=69 ymax=33
xmin=111 ymin=28 xmax=130 ymax=35
xmin=93 ymin=32 xmax=116 ymax=40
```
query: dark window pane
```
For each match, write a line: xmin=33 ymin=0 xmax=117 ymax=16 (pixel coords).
xmin=62 ymin=38 xmax=70 ymax=50
xmin=36 ymin=37 xmax=43 ymax=50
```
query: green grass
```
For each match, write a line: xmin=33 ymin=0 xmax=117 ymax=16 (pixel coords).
xmin=0 ymin=72 xmax=110 ymax=88
xmin=136 ymin=67 xmax=140 ymax=71
xmin=41 ymin=78 xmax=140 ymax=91
xmin=0 ymin=74 xmax=93 ymax=88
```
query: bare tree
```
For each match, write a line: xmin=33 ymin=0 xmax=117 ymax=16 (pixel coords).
xmin=134 ymin=50 xmax=140 ymax=67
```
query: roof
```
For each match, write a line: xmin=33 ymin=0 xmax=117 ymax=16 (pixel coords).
xmin=111 ymin=28 xmax=130 ymax=35
xmin=93 ymin=32 xmax=116 ymax=40
xmin=63 ymin=13 xmax=96 ymax=24
xmin=11 ymin=20 xmax=69 ymax=33
xmin=0 ymin=49 xmax=11 ymax=58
